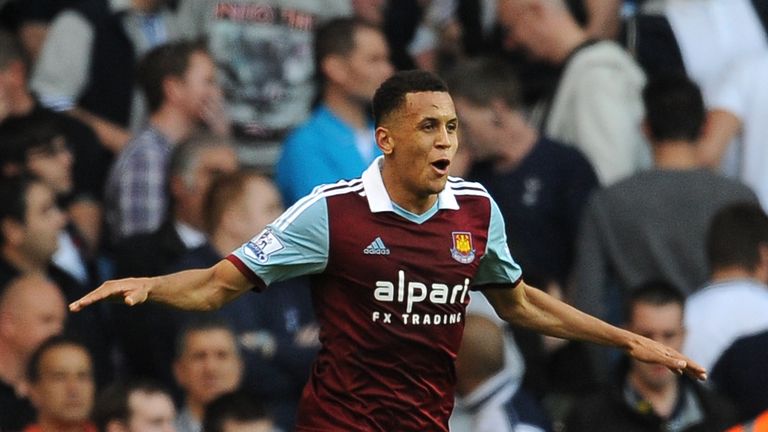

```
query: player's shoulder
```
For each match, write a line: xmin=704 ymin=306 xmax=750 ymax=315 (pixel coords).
xmin=448 ymin=177 xmax=491 ymax=198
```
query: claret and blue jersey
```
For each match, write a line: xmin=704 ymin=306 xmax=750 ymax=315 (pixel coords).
xmin=228 ymin=157 xmax=522 ymax=431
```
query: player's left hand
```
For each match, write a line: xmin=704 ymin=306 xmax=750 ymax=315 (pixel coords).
xmin=626 ymin=335 xmax=707 ymax=380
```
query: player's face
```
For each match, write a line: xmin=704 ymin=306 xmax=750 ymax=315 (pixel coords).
xmin=380 ymin=91 xmax=459 ymax=206
xmin=627 ymin=302 xmax=685 ymax=391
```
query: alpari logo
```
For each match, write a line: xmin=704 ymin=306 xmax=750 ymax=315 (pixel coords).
xmin=374 ymin=270 xmax=470 ymax=313
xmin=364 ymin=237 xmax=390 ymax=255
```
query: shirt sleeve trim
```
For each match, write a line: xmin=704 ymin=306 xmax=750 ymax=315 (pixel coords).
xmin=473 ymin=276 xmax=523 ymax=291
xmin=225 ymin=254 xmax=267 ymax=292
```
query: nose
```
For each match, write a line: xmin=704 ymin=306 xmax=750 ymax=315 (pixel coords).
xmin=435 ymin=125 xmax=452 ymax=149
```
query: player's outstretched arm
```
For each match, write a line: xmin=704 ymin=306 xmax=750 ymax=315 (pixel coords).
xmin=69 ymin=259 xmax=252 ymax=312
xmin=482 ymin=281 xmax=707 ymax=381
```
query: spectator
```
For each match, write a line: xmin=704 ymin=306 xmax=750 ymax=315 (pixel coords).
xmin=450 ymin=314 xmax=551 ymax=432
xmin=276 ymin=17 xmax=392 ymax=205
xmin=712 ymin=330 xmax=768 ymax=423
xmin=203 ymin=390 xmax=275 ymax=432
xmin=175 ymin=0 xmax=352 ymax=167
xmin=173 ymin=318 xmax=243 ymax=432
xmin=0 ymin=274 xmax=66 ymax=431
xmin=0 ymin=30 xmax=106 ymax=251
xmin=498 ymin=0 xmax=651 ymax=185
xmin=571 ymin=74 xmax=758 ymax=329
xmin=25 ymin=335 xmax=96 ymax=432
xmin=564 ymin=280 xmax=737 ymax=431
xmin=699 ymin=55 xmax=768 ymax=210
xmin=111 ymin=134 xmax=238 ymax=392
xmin=448 ymin=56 xmax=598 ymax=284
xmin=0 ymin=176 xmax=113 ymax=386
xmin=92 ymin=380 xmax=176 ymax=432
xmin=683 ymin=202 xmax=768 ymax=371
xmin=30 ymin=0 xmax=180 ymax=151
xmin=173 ymin=171 xmax=317 ymax=430
xmin=105 ymin=40 xmax=229 ymax=244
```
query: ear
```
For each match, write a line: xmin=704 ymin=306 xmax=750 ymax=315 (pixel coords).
xmin=321 ymin=55 xmax=348 ymax=85
xmin=375 ymin=126 xmax=394 ymax=155
xmin=1 ymin=218 xmax=25 ymax=247
xmin=172 ymin=359 xmax=187 ymax=388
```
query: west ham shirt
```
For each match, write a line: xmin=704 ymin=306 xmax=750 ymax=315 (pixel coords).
xmin=228 ymin=157 xmax=522 ymax=431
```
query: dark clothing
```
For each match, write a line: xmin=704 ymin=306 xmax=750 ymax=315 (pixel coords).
xmin=0 ymin=378 xmax=35 ymax=432
xmin=468 ymin=138 xmax=599 ymax=283
xmin=712 ymin=330 xmax=768 ymax=423
xmin=170 ymin=243 xmax=318 ymax=431
xmin=565 ymin=369 xmax=737 ymax=432
xmin=75 ymin=1 xmax=136 ymax=127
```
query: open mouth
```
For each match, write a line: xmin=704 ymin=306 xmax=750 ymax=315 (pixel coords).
xmin=431 ymin=159 xmax=451 ymax=174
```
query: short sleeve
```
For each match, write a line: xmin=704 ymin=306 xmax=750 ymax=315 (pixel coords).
xmin=229 ymin=195 xmax=329 ymax=288
xmin=473 ymin=198 xmax=523 ymax=287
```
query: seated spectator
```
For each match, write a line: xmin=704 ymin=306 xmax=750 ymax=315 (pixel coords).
xmin=712 ymin=330 xmax=768 ymax=423
xmin=571 ymin=74 xmax=758 ymax=324
xmin=105 ymin=40 xmax=228 ymax=244
xmin=30 ymin=0 xmax=180 ymax=151
xmin=173 ymin=318 xmax=243 ymax=432
xmin=25 ymin=335 xmax=96 ymax=432
xmin=0 ymin=30 xmax=106 ymax=251
xmin=498 ymin=0 xmax=651 ymax=185
xmin=203 ymin=390 xmax=276 ymax=432
xmin=0 ymin=176 xmax=113 ymax=385
xmin=684 ymin=202 xmax=768 ymax=371
xmin=276 ymin=17 xmax=392 ymax=205
xmin=111 ymin=134 xmax=238 ymax=392
xmin=92 ymin=380 xmax=176 ymax=432
xmin=0 ymin=274 xmax=66 ymax=432
xmin=448 ymin=57 xmax=598 ymax=284
xmin=564 ymin=280 xmax=737 ymax=431
xmin=172 ymin=170 xmax=317 ymax=431
xmin=450 ymin=314 xmax=551 ymax=432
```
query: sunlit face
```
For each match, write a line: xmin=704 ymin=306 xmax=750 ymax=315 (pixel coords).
xmin=379 ymin=91 xmax=459 ymax=207
xmin=20 ymin=182 xmax=67 ymax=263
xmin=498 ymin=0 xmax=549 ymax=59
xmin=26 ymin=136 xmax=74 ymax=195
xmin=174 ymin=329 xmax=242 ymax=406
xmin=232 ymin=176 xmax=283 ymax=239
xmin=341 ymin=27 xmax=393 ymax=104
xmin=126 ymin=390 xmax=177 ymax=432
xmin=628 ymin=302 xmax=686 ymax=391
xmin=29 ymin=344 xmax=95 ymax=425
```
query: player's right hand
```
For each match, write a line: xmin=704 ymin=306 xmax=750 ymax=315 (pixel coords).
xmin=69 ymin=278 xmax=152 ymax=312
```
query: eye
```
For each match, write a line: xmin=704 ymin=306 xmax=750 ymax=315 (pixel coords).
xmin=447 ymin=122 xmax=458 ymax=133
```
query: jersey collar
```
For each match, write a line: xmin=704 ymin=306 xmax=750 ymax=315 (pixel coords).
xmin=362 ymin=156 xmax=459 ymax=213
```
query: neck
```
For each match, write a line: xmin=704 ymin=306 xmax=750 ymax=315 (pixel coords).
xmin=1 ymin=247 xmax=48 ymax=274
xmin=551 ymin=20 xmax=589 ymax=64
xmin=380 ymin=162 xmax=437 ymax=215
xmin=186 ymin=399 xmax=205 ymax=424
xmin=36 ymin=418 xmax=91 ymax=432
xmin=324 ymin=89 xmax=368 ymax=130
xmin=710 ymin=265 xmax=759 ymax=283
xmin=653 ymin=140 xmax=700 ymax=169
xmin=628 ymin=372 xmax=679 ymax=418
xmin=149 ymin=107 xmax=196 ymax=144
xmin=493 ymin=126 xmax=538 ymax=172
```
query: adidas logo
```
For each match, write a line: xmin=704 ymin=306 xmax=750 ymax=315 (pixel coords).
xmin=364 ymin=237 xmax=390 ymax=255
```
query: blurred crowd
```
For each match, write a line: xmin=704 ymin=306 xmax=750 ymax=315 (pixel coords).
xmin=1 ymin=0 xmax=768 ymax=431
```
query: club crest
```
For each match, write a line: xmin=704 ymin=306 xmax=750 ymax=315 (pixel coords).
xmin=450 ymin=231 xmax=476 ymax=264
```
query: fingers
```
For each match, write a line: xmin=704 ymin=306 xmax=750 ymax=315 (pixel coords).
xmin=69 ymin=280 xmax=137 ymax=312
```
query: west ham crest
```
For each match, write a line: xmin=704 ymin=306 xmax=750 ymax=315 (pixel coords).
xmin=450 ymin=231 xmax=476 ymax=264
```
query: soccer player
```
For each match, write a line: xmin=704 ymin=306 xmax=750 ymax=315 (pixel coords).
xmin=70 ymin=70 xmax=706 ymax=432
